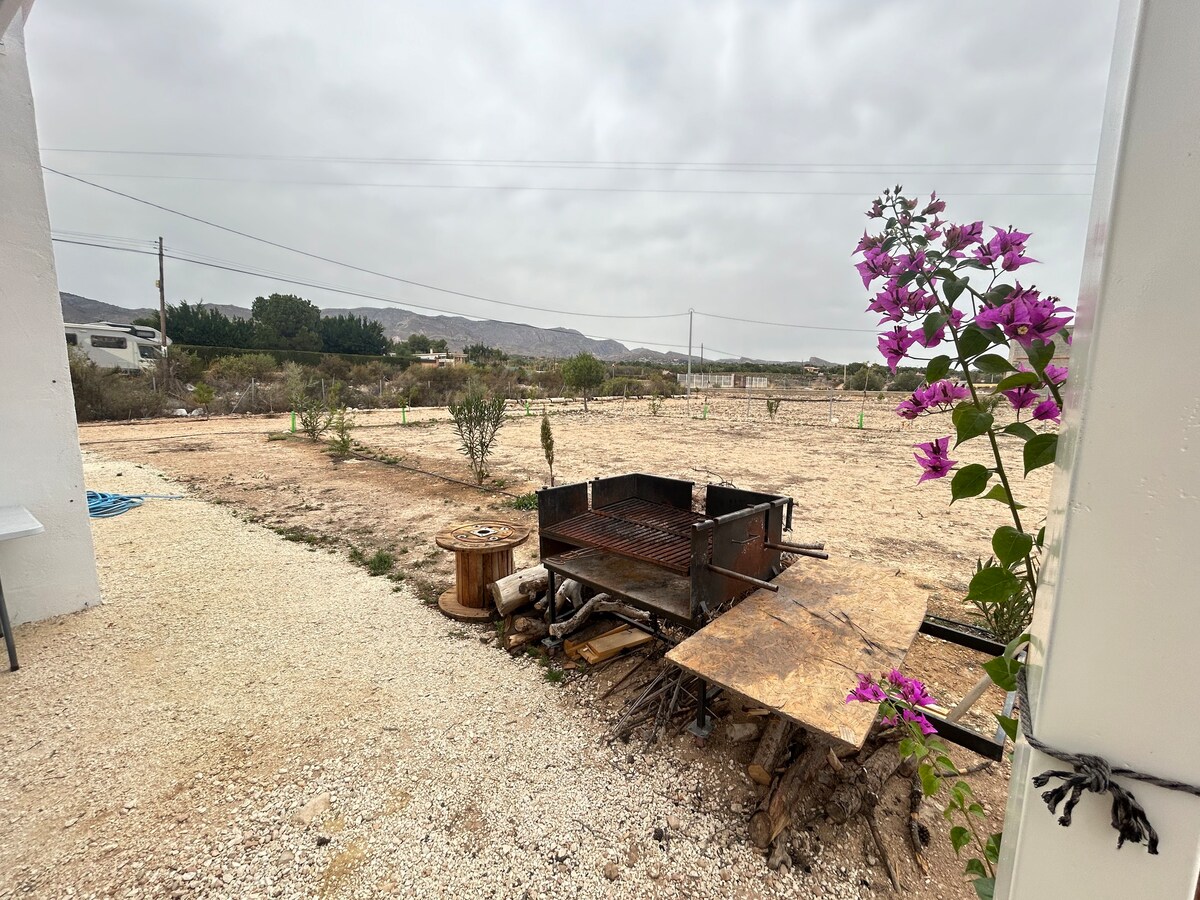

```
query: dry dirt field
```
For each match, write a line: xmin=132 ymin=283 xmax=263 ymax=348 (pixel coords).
xmin=1 ymin=397 xmax=1053 ymax=899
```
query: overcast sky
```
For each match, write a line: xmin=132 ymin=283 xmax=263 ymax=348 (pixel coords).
xmin=28 ymin=0 xmax=1120 ymax=363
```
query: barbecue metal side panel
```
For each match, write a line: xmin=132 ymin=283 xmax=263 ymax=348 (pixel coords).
xmin=634 ymin=474 xmax=694 ymax=511
xmin=704 ymin=484 xmax=794 ymax=531
xmin=537 ymin=482 xmax=589 ymax=559
xmin=590 ymin=474 xmax=640 ymax=509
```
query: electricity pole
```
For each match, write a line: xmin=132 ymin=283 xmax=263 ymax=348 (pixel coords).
xmin=157 ymin=236 xmax=166 ymax=356
xmin=686 ymin=308 xmax=693 ymax=403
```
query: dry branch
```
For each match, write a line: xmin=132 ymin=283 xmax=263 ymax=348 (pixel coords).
xmin=548 ymin=594 xmax=650 ymax=639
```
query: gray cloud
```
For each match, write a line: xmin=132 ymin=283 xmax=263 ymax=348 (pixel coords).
xmin=28 ymin=0 xmax=1120 ymax=362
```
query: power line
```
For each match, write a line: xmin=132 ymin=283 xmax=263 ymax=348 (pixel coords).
xmin=50 ymin=236 xmax=706 ymax=352
xmin=696 ymin=310 xmax=875 ymax=333
xmin=40 ymin=148 xmax=1098 ymax=172
xmin=42 ymin=167 xmax=687 ymax=321
xmin=47 ymin=169 xmax=1093 ymax=198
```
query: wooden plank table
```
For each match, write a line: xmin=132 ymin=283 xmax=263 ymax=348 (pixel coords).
xmin=0 ymin=506 xmax=46 ymax=672
xmin=666 ymin=557 xmax=928 ymax=749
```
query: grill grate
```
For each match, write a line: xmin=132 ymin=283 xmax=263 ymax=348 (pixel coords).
xmin=540 ymin=499 xmax=709 ymax=574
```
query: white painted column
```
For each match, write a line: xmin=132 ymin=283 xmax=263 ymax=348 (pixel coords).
xmin=0 ymin=8 xmax=101 ymax=624
xmin=996 ymin=1 xmax=1200 ymax=897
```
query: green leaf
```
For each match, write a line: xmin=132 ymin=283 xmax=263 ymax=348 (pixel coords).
xmin=952 ymin=402 xmax=994 ymax=447
xmin=964 ymin=858 xmax=988 ymax=878
xmin=980 ymin=484 xmax=1026 ymax=509
xmin=996 ymin=714 xmax=1019 ymax=742
xmin=926 ymin=355 xmax=952 ymax=384
xmin=944 ymin=275 xmax=968 ymax=302
xmin=898 ymin=737 xmax=919 ymax=759
xmin=973 ymin=874 xmax=996 ymax=900
xmin=984 ymin=833 xmax=1003 ymax=865
xmin=974 ymin=354 xmax=1015 ymax=374
xmin=950 ymin=826 xmax=972 ymax=854
xmin=919 ymin=762 xmax=941 ymax=797
xmin=1027 ymin=339 xmax=1056 ymax=371
xmin=1036 ymin=526 xmax=1046 ymax=548
xmin=982 ymin=655 xmax=1021 ymax=692
xmin=951 ymin=464 xmax=991 ymax=502
xmin=923 ymin=312 xmax=949 ymax=344
xmin=897 ymin=269 xmax=917 ymax=286
xmin=1023 ymin=433 xmax=1059 ymax=475
xmin=969 ymin=802 xmax=986 ymax=819
xmin=992 ymin=526 xmax=1033 ymax=567
xmin=983 ymin=284 xmax=1014 ymax=306
xmin=966 ymin=566 xmax=1020 ymax=604
xmin=957 ymin=325 xmax=993 ymax=358
xmin=994 ymin=371 xmax=1042 ymax=392
xmin=1002 ymin=422 xmax=1038 ymax=442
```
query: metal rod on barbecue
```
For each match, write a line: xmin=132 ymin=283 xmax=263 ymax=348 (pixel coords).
xmin=769 ymin=540 xmax=825 ymax=551
xmin=705 ymin=564 xmax=780 ymax=592
xmin=764 ymin=542 xmax=830 ymax=560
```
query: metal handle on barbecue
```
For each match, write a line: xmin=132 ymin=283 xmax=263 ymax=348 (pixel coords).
xmin=706 ymin=564 xmax=780 ymax=592
xmin=765 ymin=541 xmax=829 ymax=560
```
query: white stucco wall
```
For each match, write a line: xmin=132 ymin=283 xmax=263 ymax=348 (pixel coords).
xmin=0 ymin=9 xmax=100 ymax=625
xmin=997 ymin=0 xmax=1200 ymax=896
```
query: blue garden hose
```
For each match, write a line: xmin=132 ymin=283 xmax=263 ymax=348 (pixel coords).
xmin=86 ymin=490 xmax=183 ymax=518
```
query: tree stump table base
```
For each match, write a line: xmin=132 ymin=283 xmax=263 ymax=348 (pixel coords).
xmin=435 ymin=520 xmax=531 ymax=624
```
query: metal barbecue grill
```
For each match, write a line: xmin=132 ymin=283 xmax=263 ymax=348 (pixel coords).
xmin=538 ymin=473 xmax=822 ymax=630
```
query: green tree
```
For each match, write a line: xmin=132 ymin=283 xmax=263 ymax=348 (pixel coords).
xmin=561 ymin=352 xmax=606 ymax=410
xmin=465 ymin=343 xmax=507 ymax=365
xmin=888 ymin=370 xmax=924 ymax=393
xmin=135 ymin=301 xmax=254 ymax=348
xmin=405 ymin=333 xmax=432 ymax=353
xmin=251 ymin=294 xmax=321 ymax=351
xmin=846 ymin=365 xmax=886 ymax=392
xmin=318 ymin=313 xmax=389 ymax=355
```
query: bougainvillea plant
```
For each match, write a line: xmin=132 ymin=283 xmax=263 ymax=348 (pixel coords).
xmin=849 ymin=187 xmax=1074 ymax=898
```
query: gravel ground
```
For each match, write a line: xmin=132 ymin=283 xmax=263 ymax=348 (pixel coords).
xmin=0 ymin=456 xmax=950 ymax=900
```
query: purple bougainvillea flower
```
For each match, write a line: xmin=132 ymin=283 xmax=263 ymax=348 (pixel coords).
xmin=1043 ymin=363 xmax=1069 ymax=385
xmin=913 ymin=436 xmax=956 ymax=483
xmin=894 ymin=380 xmax=970 ymax=420
xmin=884 ymin=670 xmax=937 ymax=708
xmin=975 ymin=285 xmax=1073 ymax=348
xmin=846 ymin=673 xmax=886 ymax=704
xmin=901 ymin=708 xmax=938 ymax=736
xmin=1003 ymin=384 xmax=1039 ymax=411
xmin=942 ymin=221 xmax=984 ymax=257
xmin=922 ymin=216 xmax=945 ymax=240
xmin=894 ymin=250 xmax=928 ymax=274
xmin=922 ymin=192 xmax=946 ymax=216
xmin=1032 ymin=398 xmax=1062 ymax=424
xmin=866 ymin=199 xmax=885 ymax=219
xmin=868 ymin=282 xmax=934 ymax=322
xmin=878 ymin=326 xmax=918 ymax=372
xmin=855 ymin=247 xmax=897 ymax=289
xmin=854 ymin=231 xmax=884 ymax=255
xmin=1000 ymin=248 xmax=1038 ymax=271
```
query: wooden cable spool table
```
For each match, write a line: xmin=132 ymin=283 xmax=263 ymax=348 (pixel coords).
xmin=436 ymin=520 xmax=531 ymax=623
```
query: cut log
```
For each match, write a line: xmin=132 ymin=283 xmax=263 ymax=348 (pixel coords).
xmin=547 ymin=594 xmax=650 ymax=639
xmin=748 ymin=717 xmax=793 ymax=786
xmin=503 ymin=615 xmax=548 ymax=652
xmin=490 ymin=564 xmax=548 ymax=616
xmin=749 ymin=734 xmax=832 ymax=849
xmin=826 ymin=744 xmax=905 ymax=825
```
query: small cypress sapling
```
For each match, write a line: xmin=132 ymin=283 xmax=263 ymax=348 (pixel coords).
xmin=540 ymin=412 xmax=555 ymax=486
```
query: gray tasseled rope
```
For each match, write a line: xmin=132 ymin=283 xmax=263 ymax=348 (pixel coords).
xmin=1017 ymin=666 xmax=1200 ymax=854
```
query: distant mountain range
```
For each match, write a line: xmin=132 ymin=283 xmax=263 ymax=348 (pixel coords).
xmin=60 ymin=292 xmax=836 ymax=366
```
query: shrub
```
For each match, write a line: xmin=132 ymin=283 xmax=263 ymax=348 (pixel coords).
xmin=766 ymin=398 xmax=781 ymax=419
xmin=206 ymin=352 xmax=278 ymax=383
xmin=329 ymin=406 xmax=355 ymax=456
xmin=192 ymin=382 xmax=215 ymax=414
xmin=68 ymin=350 xmax=164 ymax=422
xmin=295 ymin=393 xmax=333 ymax=441
xmin=448 ymin=390 xmax=507 ymax=484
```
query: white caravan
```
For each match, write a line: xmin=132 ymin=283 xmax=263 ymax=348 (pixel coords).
xmin=64 ymin=322 xmax=170 ymax=372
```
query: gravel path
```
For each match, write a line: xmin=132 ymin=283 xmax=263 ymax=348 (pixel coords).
xmin=0 ymin=456 xmax=928 ymax=899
